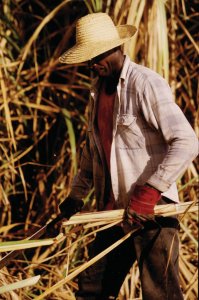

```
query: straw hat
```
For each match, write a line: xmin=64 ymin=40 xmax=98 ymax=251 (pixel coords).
xmin=59 ymin=13 xmax=137 ymax=64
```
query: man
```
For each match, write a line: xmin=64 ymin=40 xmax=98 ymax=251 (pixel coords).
xmin=58 ymin=13 xmax=198 ymax=300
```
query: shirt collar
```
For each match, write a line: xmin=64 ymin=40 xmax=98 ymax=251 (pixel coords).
xmin=119 ymin=55 xmax=131 ymax=81
xmin=91 ymin=55 xmax=131 ymax=96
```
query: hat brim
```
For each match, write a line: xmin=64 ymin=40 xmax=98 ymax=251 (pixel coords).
xmin=59 ymin=25 xmax=137 ymax=64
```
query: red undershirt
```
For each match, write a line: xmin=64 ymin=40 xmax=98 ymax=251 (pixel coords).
xmin=97 ymin=83 xmax=116 ymax=210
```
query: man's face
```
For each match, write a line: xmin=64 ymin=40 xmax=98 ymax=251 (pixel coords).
xmin=88 ymin=48 xmax=119 ymax=77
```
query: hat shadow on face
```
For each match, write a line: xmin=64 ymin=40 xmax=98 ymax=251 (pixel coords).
xmin=88 ymin=47 xmax=120 ymax=68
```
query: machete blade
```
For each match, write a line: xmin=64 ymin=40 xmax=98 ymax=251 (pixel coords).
xmin=0 ymin=213 xmax=64 ymax=269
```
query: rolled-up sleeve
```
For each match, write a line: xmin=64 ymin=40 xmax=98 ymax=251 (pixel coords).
xmin=141 ymin=77 xmax=198 ymax=192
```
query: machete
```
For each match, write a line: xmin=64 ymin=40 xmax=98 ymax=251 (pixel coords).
xmin=0 ymin=212 xmax=65 ymax=269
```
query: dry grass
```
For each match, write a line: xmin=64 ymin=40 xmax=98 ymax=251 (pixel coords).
xmin=0 ymin=0 xmax=198 ymax=299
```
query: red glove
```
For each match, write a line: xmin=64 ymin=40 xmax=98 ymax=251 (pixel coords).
xmin=125 ymin=184 xmax=161 ymax=227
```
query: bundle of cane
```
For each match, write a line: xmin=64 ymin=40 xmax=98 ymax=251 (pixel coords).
xmin=35 ymin=200 xmax=198 ymax=300
xmin=63 ymin=200 xmax=198 ymax=229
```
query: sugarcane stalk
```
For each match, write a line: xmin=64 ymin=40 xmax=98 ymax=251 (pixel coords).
xmin=34 ymin=228 xmax=137 ymax=300
xmin=34 ymin=200 xmax=198 ymax=299
xmin=63 ymin=200 xmax=198 ymax=227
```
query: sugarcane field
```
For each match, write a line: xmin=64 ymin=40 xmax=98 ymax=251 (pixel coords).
xmin=0 ymin=1 xmax=198 ymax=299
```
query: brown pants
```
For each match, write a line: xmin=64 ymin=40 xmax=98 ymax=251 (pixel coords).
xmin=76 ymin=198 xmax=184 ymax=300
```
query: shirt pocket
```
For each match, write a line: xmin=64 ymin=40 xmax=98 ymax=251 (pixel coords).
xmin=116 ymin=114 xmax=145 ymax=149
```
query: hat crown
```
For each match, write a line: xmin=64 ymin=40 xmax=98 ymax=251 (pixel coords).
xmin=59 ymin=13 xmax=137 ymax=64
xmin=76 ymin=13 xmax=119 ymax=44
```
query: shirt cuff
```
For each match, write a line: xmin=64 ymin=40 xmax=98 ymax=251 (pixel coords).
xmin=146 ymin=175 xmax=171 ymax=193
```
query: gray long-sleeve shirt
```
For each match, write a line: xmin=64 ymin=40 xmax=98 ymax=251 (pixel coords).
xmin=69 ymin=56 xmax=198 ymax=209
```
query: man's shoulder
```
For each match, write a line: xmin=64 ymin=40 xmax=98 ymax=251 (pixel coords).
xmin=126 ymin=60 xmax=169 ymax=91
xmin=130 ymin=61 xmax=165 ymax=81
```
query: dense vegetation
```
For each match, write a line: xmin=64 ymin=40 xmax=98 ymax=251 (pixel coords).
xmin=0 ymin=0 xmax=198 ymax=299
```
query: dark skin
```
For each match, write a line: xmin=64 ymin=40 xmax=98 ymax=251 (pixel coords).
xmin=88 ymin=47 xmax=125 ymax=95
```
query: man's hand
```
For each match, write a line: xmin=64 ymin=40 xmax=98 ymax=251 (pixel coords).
xmin=123 ymin=184 xmax=161 ymax=229
xmin=59 ymin=196 xmax=84 ymax=219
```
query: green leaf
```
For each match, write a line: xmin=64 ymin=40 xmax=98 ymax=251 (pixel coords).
xmin=62 ymin=108 xmax=77 ymax=174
